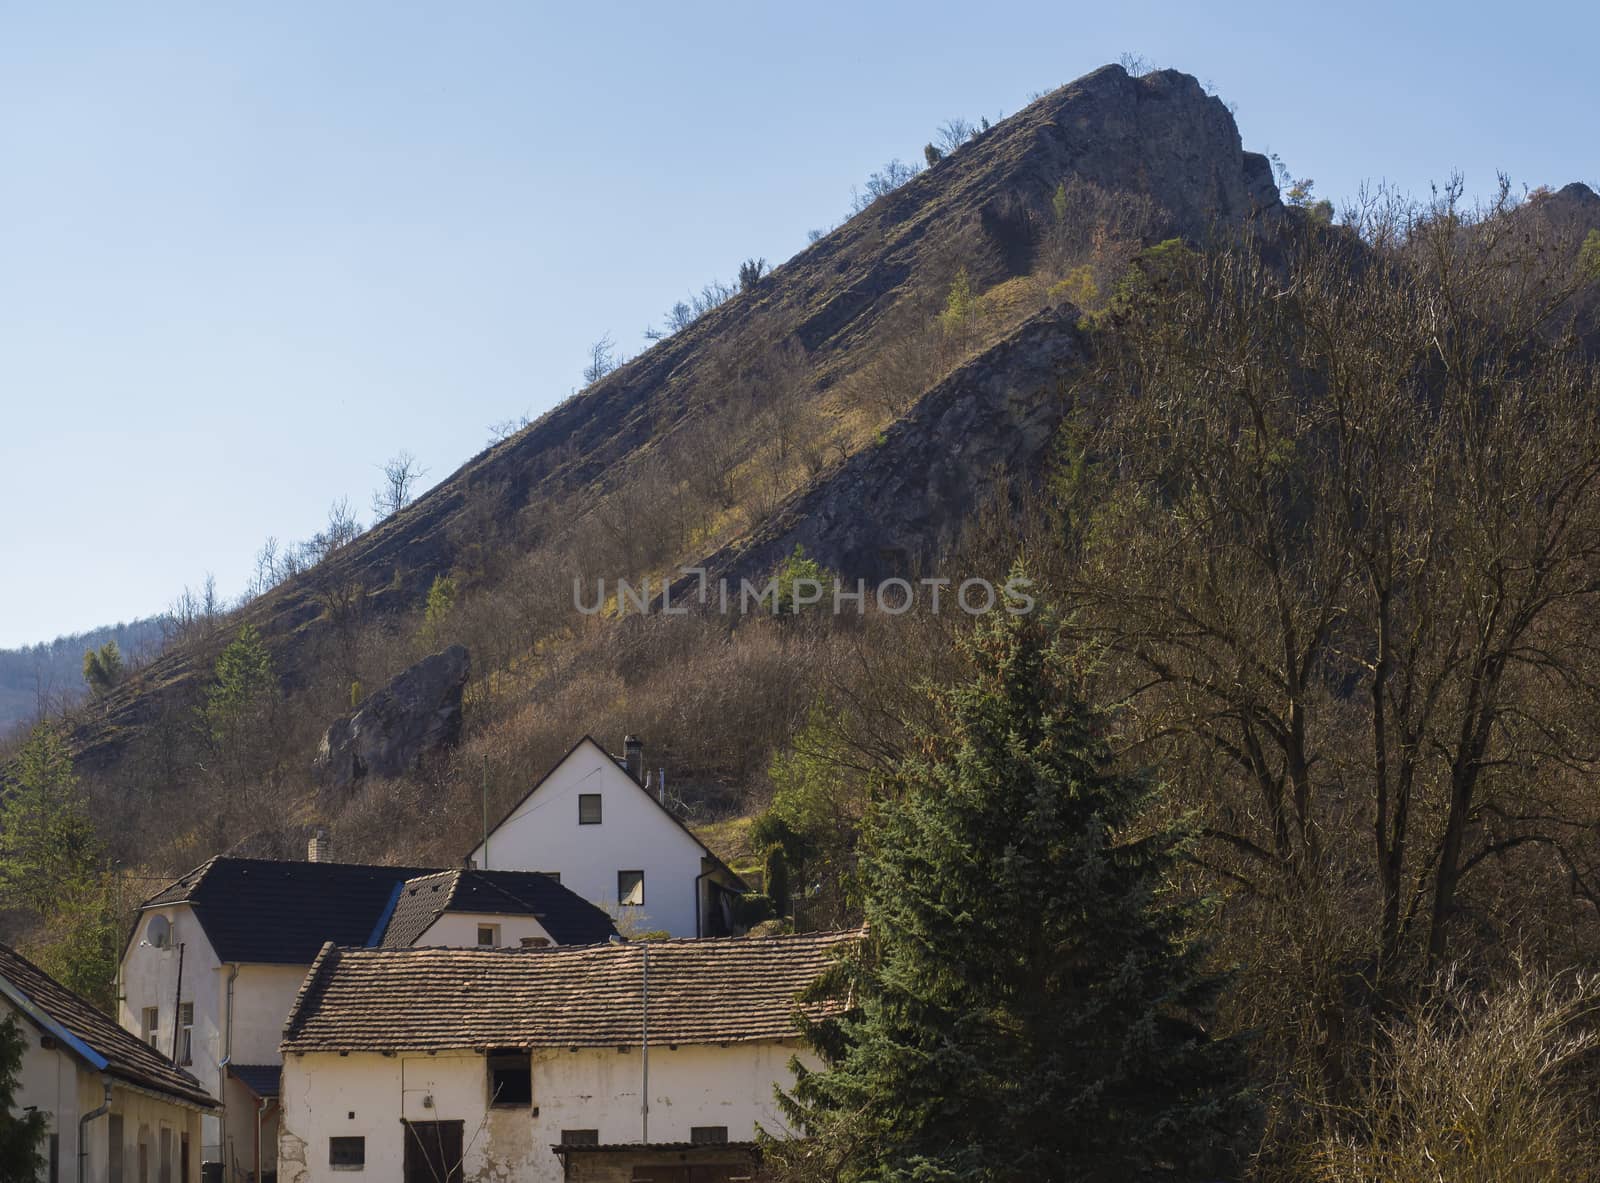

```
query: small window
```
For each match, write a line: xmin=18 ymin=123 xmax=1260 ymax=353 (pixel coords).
xmin=476 ymin=925 xmax=499 ymax=947
xmin=519 ymin=936 xmax=550 ymax=948
xmin=691 ymin=1126 xmax=729 ymax=1145
xmin=578 ymin=794 xmax=602 ymax=825
xmin=141 ymin=1007 xmax=159 ymax=1047
xmin=177 ymin=1002 xmax=194 ymax=1065
xmin=560 ymin=1129 xmax=599 ymax=1147
xmin=618 ymin=870 xmax=644 ymax=906
xmin=487 ymin=1050 xmax=532 ymax=1106
xmin=329 ymin=1136 xmax=365 ymax=1169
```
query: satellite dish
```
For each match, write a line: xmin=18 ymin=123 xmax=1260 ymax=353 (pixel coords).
xmin=145 ymin=915 xmax=171 ymax=949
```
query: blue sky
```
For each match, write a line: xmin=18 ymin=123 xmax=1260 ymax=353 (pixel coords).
xmin=1 ymin=0 xmax=1595 ymax=649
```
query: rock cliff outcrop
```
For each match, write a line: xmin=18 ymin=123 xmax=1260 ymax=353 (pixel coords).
xmin=313 ymin=645 xmax=470 ymax=790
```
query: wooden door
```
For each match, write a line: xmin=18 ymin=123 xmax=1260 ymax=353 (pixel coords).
xmin=403 ymin=1120 xmax=465 ymax=1183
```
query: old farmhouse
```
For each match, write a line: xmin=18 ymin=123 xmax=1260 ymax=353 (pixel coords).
xmin=276 ymin=930 xmax=857 ymax=1183
xmin=469 ymin=737 xmax=749 ymax=939
xmin=2 ymin=941 xmax=217 ymax=1183
xmin=120 ymin=854 xmax=616 ymax=1181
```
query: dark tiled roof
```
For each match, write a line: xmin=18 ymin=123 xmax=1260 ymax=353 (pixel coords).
xmin=379 ymin=869 xmax=618 ymax=948
xmin=0 ymin=943 xmax=216 ymax=1107
xmin=228 ymin=1063 xmax=281 ymax=1099
xmin=140 ymin=857 xmax=433 ymax=964
xmin=282 ymin=930 xmax=859 ymax=1053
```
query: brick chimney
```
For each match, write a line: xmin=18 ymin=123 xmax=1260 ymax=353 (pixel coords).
xmin=623 ymin=735 xmax=644 ymax=785
xmin=308 ymin=827 xmax=331 ymax=863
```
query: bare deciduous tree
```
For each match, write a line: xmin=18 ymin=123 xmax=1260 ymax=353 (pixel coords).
xmin=583 ymin=332 xmax=617 ymax=385
xmin=935 ymin=118 xmax=974 ymax=154
xmin=1059 ymin=185 xmax=1600 ymax=993
xmin=372 ymin=450 xmax=428 ymax=519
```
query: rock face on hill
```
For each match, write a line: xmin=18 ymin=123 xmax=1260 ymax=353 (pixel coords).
xmin=314 ymin=645 xmax=470 ymax=791
xmin=697 ymin=305 xmax=1088 ymax=588
xmin=44 ymin=63 xmax=1289 ymax=778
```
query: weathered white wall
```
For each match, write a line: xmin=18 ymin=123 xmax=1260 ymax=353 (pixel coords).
xmin=7 ymin=996 xmax=207 ymax=1182
xmin=470 ymin=739 xmax=710 ymax=937
xmin=228 ymin=963 xmax=312 ymax=1065
xmin=279 ymin=1040 xmax=810 ymax=1183
xmin=416 ymin=911 xmax=557 ymax=948
xmin=119 ymin=908 xmax=313 ymax=1171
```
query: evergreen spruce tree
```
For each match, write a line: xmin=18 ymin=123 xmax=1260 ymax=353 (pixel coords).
xmin=0 ymin=1015 xmax=46 ymax=1179
xmin=776 ymin=582 xmax=1252 ymax=1182
xmin=0 ymin=724 xmax=101 ymax=917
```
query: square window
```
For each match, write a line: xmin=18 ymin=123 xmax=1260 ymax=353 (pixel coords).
xmin=691 ymin=1126 xmax=729 ymax=1145
xmin=578 ymin=794 xmax=602 ymax=825
xmin=476 ymin=925 xmax=499 ymax=947
xmin=560 ymin=1129 xmax=599 ymax=1147
xmin=487 ymin=1050 xmax=532 ymax=1107
xmin=618 ymin=870 xmax=644 ymax=907
xmin=329 ymin=1136 xmax=365 ymax=1169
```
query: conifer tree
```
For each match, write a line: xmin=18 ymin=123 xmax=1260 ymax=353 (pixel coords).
xmin=0 ymin=1015 xmax=46 ymax=1180
xmin=0 ymin=724 xmax=101 ymax=917
xmin=200 ymin=624 xmax=275 ymax=753
xmin=775 ymin=580 xmax=1252 ymax=1181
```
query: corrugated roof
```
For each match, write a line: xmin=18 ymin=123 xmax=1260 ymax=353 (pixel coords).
xmin=0 ymin=943 xmax=216 ymax=1108
xmin=378 ymin=868 xmax=618 ymax=948
xmin=282 ymin=930 xmax=859 ymax=1053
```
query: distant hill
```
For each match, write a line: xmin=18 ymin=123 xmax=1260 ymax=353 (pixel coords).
xmin=0 ymin=617 xmax=168 ymax=738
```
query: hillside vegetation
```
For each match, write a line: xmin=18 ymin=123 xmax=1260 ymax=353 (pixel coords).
xmin=7 ymin=59 xmax=1600 ymax=1178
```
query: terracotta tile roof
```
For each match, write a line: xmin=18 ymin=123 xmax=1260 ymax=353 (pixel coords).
xmin=0 ymin=943 xmax=216 ymax=1108
xmin=379 ymin=868 xmax=618 ymax=948
xmin=281 ymin=930 xmax=859 ymax=1053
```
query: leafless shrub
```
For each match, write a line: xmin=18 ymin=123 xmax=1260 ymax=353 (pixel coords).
xmin=1310 ymin=968 xmax=1600 ymax=1183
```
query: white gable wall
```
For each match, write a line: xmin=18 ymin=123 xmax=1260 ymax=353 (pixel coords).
xmin=471 ymin=740 xmax=710 ymax=937
xmin=415 ymin=911 xmax=556 ymax=948
xmin=119 ymin=907 xmax=311 ymax=1174
xmin=279 ymin=1040 xmax=809 ymax=1183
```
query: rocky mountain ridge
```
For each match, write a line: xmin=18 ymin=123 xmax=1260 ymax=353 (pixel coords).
xmin=15 ymin=64 xmax=1304 ymax=779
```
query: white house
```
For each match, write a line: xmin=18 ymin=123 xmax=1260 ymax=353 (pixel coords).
xmin=470 ymin=736 xmax=748 ymax=938
xmin=120 ymin=854 xmax=617 ymax=1181
xmin=276 ymin=931 xmax=856 ymax=1183
xmin=2 ymin=941 xmax=216 ymax=1183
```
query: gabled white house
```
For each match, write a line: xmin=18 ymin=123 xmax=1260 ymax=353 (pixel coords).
xmin=470 ymin=736 xmax=748 ymax=938
xmin=119 ymin=852 xmax=616 ymax=1182
xmin=277 ymin=931 xmax=858 ymax=1183
xmin=2 ymin=941 xmax=216 ymax=1183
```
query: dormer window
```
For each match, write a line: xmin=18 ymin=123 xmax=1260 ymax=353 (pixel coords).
xmin=578 ymin=794 xmax=602 ymax=825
